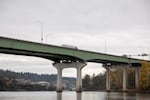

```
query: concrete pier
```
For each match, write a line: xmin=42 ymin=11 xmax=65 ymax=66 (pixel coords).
xmin=106 ymin=66 xmax=111 ymax=92
xmin=135 ymin=67 xmax=140 ymax=91
xmin=76 ymin=64 xmax=85 ymax=92
xmin=53 ymin=62 xmax=87 ymax=92
xmin=122 ymin=65 xmax=127 ymax=92
xmin=53 ymin=64 xmax=63 ymax=92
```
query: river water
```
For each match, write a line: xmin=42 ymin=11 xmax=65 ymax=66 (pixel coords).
xmin=0 ymin=91 xmax=149 ymax=100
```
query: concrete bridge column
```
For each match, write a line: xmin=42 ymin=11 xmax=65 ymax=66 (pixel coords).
xmin=53 ymin=63 xmax=64 ymax=92
xmin=76 ymin=63 xmax=87 ymax=92
xmin=106 ymin=66 xmax=111 ymax=92
xmin=53 ymin=61 xmax=87 ymax=93
xmin=122 ymin=65 xmax=127 ymax=92
xmin=135 ymin=67 xmax=140 ymax=91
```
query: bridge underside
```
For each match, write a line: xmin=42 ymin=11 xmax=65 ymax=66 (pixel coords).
xmin=0 ymin=36 xmax=146 ymax=67
xmin=87 ymin=59 xmax=141 ymax=67
xmin=0 ymin=47 xmax=141 ymax=67
xmin=0 ymin=47 xmax=82 ymax=62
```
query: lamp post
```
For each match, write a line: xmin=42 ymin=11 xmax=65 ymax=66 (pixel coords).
xmin=37 ymin=21 xmax=43 ymax=43
xmin=40 ymin=22 xmax=43 ymax=43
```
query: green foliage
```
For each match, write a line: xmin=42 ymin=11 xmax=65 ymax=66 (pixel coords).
xmin=140 ymin=60 xmax=150 ymax=90
xmin=82 ymin=73 xmax=106 ymax=91
xmin=110 ymin=69 xmax=123 ymax=90
xmin=0 ymin=69 xmax=76 ymax=83
xmin=82 ymin=74 xmax=91 ymax=90
xmin=0 ymin=69 xmax=76 ymax=91
xmin=110 ymin=68 xmax=136 ymax=90
xmin=92 ymin=73 xmax=106 ymax=90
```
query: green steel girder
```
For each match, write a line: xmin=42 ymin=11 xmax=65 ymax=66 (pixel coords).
xmin=0 ymin=36 xmax=148 ymax=65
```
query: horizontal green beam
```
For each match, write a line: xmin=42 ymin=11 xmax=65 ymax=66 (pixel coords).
xmin=0 ymin=37 xmax=148 ymax=65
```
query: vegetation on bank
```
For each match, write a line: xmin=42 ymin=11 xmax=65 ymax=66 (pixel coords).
xmin=0 ymin=77 xmax=56 ymax=91
xmin=140 ymin=60 xmax=150 ymax=90
xmin=82 ymin=60 xmax=150 ymax=91
xmin=0 ymin=60 xmax=150 ymax=91
xmin=0 ymin=70 xmax=75 ymax=91
xmin=82 ymin=73 xmax=106 ymax=91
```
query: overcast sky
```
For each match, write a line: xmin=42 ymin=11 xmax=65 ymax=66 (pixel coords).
xmin=0 ymin=0 xmax=150 ymax=77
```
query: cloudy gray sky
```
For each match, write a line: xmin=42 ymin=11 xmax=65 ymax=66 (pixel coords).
xmin=0 ymin=0 xmax=150 ymax=77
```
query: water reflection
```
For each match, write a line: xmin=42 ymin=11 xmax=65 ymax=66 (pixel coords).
xmin=105 ymin=92 xmax=150 ymax=100
xmin=57 ymin=93 xmax=62 ymax=100
xmin=106 ymin=92 xmax=129 ymax=100
xmin=136 ymin=93 xmax=139 ymax=100
xmin=0 ymin=92 xmax=150 ymax=100
xmin=57 ymin=92 xmax=81 ymax=100
xmin=123 ymin=93 xmax=126 ymax=100
xmin=105 ymin=92 xmax=127 ymax=100
xmin=77 ymin=93 xmax=81 ymax=100
xmin=57 ymin=92 xmax=131 ymax=100
xmin=57 ymin=92 xmax=143 ymax=100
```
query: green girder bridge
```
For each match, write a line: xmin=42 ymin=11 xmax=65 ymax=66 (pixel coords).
xmin=0 ymin=36 xmax=148 ymax=92
xmin=0 ymin=37 xmax=145 ymax=65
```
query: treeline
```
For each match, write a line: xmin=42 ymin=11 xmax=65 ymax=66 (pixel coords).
xmin=82 ymin=60 xmax=150 ymax=91
xmin=140 ymin=60 xmax=150 ymax=90
xmin=82 ymin=72 xmax=137 ymax=91
xmin=109 ymin=68 xmax=135 ymax=90
xmin=0 ymin=70 xmax=76 ymax=91
xmin=82 ymin=73 xmax=106 ymax=91
xmin=110 ymin=60 xmax=150 ymax=90
xmin=0 ymin=70 xmax=76 ymax=83
xmin=0 ymin=77 xmax=56 ymax=91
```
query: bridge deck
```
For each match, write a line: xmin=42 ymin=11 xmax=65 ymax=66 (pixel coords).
xmin=0 ymin=37 xmax=148 ymax=65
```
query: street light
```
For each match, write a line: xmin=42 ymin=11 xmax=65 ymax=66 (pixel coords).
xmin=40 ymin=22 xmax=43 ymax=43
xmin=36 ymin=21 xmax=44 ymax=43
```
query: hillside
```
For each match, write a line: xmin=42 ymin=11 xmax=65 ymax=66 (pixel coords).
xmin=0 ymin=69 xmax=76 ymax=91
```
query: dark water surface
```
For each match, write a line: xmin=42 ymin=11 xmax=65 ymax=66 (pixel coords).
xmin=0 ymin=91 xmax=150 ymax=100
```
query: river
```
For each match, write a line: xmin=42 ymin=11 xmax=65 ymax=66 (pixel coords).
xmin=0 ymin=91 xmax=150 ymax=100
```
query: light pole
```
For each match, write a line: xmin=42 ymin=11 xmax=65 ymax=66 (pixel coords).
xmin=105 ymin=40 xmax=107 ymax=54
xmin=36 ymin=21 xmax=44 ymax=43
xmin=40 ymin=22 xmax=43 ymax=43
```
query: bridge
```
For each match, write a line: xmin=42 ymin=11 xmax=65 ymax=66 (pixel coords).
xmin=0 ymin=36 xmax=148 ymax=92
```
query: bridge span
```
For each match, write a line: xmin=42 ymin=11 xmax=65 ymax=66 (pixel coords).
xmin=0 ymin=37 xmax=148 ymax=92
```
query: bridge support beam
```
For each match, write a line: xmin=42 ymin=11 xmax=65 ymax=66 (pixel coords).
xmin=53 ymin=62 xmax=87 ymax=92
xmin=135 ymin=67 xmax=140 ymax=91
xmin=76 ymin=63 xmax=87 ymax=92
xmin=122 ymin=65 xmax=127 ymax=92
xmin=53 ymin=64 xmax=63 ymax=92
xmin=106 ymin=66 xmax=111 ymax=92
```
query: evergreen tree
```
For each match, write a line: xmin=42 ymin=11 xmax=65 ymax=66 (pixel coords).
xmin=82 ymin=74 xmax=91 ymax=90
